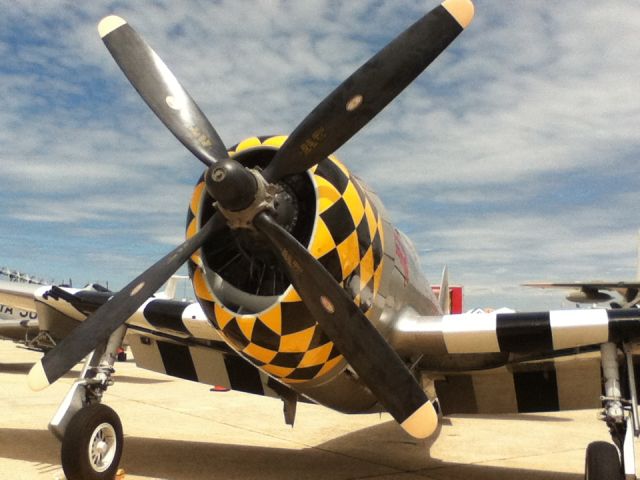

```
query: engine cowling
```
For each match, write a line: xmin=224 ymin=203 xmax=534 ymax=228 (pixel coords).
xmin=186 ymin=135 xmax=386 ymax=387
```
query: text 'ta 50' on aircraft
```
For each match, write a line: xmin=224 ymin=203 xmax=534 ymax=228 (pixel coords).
xmin=7 ymin=0 xmax=640 ymax=478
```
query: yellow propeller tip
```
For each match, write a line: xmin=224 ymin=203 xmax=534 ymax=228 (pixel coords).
xmin=442 ymin=0 xmax=474 ymax=29
xmin=27 ymin=361 xmax=50 ymax=392
xmin=98 ymin=15 xmax=127 ymax=38
xmin=400 ymin=401 xmax=439 ymax=439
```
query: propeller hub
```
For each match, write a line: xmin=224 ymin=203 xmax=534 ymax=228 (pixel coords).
xmin=205 ymin=159 xmax=258 ymax=212
xmin=210 ymin=166 xmax=227 ymax=182
xmin=208 ymin=164 xmax=279 ymax=230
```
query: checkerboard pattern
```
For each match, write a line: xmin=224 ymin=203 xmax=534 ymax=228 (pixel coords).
xmin=309 ymin=158 xmax=385 ymax=314
xmin=186 ymin=136 xmax=385 ymax=383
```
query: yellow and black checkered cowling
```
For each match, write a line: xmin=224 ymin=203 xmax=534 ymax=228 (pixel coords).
xmin=186 ymin=135 xmax=384 ymax=384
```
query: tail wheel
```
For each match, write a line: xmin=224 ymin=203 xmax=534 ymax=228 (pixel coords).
xmin=61 ymin=404 xmax=123 ymax=480
xmin=585 ymin=441 xmax=622 ymax=480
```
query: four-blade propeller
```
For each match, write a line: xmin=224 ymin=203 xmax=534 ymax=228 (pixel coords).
xmin=28 ymin=0 xmax=474 ymax=439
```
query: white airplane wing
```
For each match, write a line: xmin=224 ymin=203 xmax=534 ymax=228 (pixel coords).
xmin=0 ymin=281 xmax=41 ymax=312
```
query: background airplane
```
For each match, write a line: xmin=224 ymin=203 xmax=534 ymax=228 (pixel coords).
xmin=0 ymin=274 xmax=187 ymax=354
xmin=525 ymin=281 xmax=640 ymax=308
xmin=2 ymin=2 xmax=640 ymax=480
xmin=0 ymin=266 xmax=105 ymax=350
xmin=0 ymin=269 xmax=43 ymax=347
xmin=525 ymin=234 xmax=640 ymax=308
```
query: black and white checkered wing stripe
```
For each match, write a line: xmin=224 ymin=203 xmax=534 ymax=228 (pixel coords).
xmin=125 ymin=299 xmax=224 ymax=341
xmin=394 ymin=308 xmax=640 ymax=355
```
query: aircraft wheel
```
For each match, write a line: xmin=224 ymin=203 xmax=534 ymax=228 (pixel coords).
xmin=585 ymin=441 xmax=622 ymax=480
xmin=61 ymin=404 xmax=123 ymax=480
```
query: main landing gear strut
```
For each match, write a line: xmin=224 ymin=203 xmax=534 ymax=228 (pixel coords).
xmin=49 ymin=326 xmax=127 ymax=480
xmin=587 ymin=342 xmax=640 ymax=480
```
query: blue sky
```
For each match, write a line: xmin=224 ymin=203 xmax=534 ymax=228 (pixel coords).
xmin=1 ymin=0 xmax=639 ymax=310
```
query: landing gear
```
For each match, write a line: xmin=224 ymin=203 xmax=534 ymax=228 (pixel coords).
xmin=49 ymin=325 xmax=127 ymax=480
xmin=590 ymin=342 xmax=639 ymax=480
xmin=585 ymin=441 xmax=622 ymax=480
xmin=25 ymin=329 xmax=57 ymax=351
xmin=61 ymin=404 xmax=123 ymax=480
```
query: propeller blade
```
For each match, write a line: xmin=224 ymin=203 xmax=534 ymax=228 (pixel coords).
xmin=98 ymin=15 xmax=229 ymax=166
xmin=28 ymin=215 xmax=224 ymax=391
xmin=262 ymin=0 xmax=473 ymax=183
xmin=253 ymin=212 xmax=437 ymax=438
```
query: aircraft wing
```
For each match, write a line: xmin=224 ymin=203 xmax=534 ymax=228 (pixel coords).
xmin=524 ymin=281 xmax=640 ymax=290
xmin=389 ymin=308 xmax=640 ymax=417
xmin=0 ymin=281 xmax=41 ymax=312
xmin=524 ymin=281 xmax=640 ymax=305
xmin=0 ymin=280 xmax=288 ymax=399
xmin=390 ymin=308 xmax=640 ymax=358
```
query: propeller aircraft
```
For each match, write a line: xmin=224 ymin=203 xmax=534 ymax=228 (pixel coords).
xmin=3 ymin=1 xmax=640 ymax=479
xmin=525 ymin=239 xmax=640 ymax=308
xmin=0 ymin=279 xmax=46 ymax=348
xmin=525 ymin=280 xmax=640 ymax=308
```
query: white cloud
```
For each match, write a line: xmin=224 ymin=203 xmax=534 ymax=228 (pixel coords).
xmin=0 ymin=0 xmax=638 ymax=312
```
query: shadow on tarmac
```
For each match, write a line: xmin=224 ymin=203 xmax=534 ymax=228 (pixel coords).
xmin=0 ymin=362 xmax=170 ymax=384
xmin=442 ymin=412 xmax=573 ymax=423
xmin=0 ymin=423 xmax=583 ymax=480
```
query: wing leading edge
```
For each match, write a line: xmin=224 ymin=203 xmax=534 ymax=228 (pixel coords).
xmin=391 ymin=308 xmax=640 ymax=357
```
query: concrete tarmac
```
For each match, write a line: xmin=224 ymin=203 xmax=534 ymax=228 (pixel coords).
xmin=0 ymin=339 xmax=631 ymax=480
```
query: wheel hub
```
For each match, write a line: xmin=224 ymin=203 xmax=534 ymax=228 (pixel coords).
xmin=95 ymin=440 xmax=108 ymax=455
xmin=89 ymin=422 xmax=117 ymax=472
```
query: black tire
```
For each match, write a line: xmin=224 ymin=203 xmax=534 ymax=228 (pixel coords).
xmin=585 ymin=441 xmax=622 ymax=480
xmin=61 ymin=404 xmax=124 ymax=480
